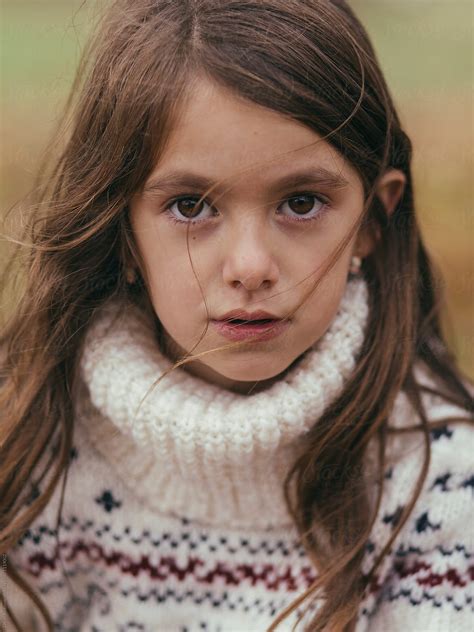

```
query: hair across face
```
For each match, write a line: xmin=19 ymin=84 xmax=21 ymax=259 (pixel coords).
xmin=3 ymin=3 xmax=472 ymax=632
xmin=129 ymin=77 xmax=367 ymax=393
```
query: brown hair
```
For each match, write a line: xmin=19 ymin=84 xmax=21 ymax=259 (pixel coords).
xmin=1 ymin=1 xmax=473 ymax=630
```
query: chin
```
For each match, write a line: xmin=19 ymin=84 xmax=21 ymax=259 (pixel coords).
xmin=215 ymin=359 xmax=290 ymax=383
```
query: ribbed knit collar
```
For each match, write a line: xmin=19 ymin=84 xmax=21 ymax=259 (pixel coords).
xmin=77 ymin=277 xmax=370 ymax=530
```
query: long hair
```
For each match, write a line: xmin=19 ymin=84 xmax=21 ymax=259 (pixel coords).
xmin=1 ymin=1 xmax=472 ymax=630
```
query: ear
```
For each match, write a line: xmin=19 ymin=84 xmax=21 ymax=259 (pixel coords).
xmin=354 ymin=168 xmax=407 ymax=258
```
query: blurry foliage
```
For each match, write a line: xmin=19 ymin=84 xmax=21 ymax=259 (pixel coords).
xmin=0 ymin=0 xmax=472 ymax=376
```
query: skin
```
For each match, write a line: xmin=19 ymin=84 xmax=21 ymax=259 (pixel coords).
xmin=129 ymin=78 xmax=406 ymax=395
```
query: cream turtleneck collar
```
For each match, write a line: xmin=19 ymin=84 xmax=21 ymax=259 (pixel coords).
xmin=76 ymin=277 xmax=369 ymax=530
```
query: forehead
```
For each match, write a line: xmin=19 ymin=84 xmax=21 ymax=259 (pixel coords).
xmin=150 ymin=77 xmax=361 ymax=189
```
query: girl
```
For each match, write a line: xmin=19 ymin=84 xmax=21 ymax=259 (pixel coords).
xmin=1 ymin=1 xmax=473 ymax=631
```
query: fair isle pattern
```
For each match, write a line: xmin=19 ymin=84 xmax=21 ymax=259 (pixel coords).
xmin=9 ymin=435 xmax=324 ymax=632
xmin=7 ymin=423 xmax=474 ymax=632
xmin=5 ymin=276 xmax=474 ymax=631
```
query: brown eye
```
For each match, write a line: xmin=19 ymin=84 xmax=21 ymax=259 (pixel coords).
xmin=176 ymin=197 xmax=204 ymax=218
xmin=287 ymin=195 xmax=316 ymax=215
xmin=278 ymin=193 xmax=327 ymax=222
xmin=166 ymin=196 xmax=215 ymax=225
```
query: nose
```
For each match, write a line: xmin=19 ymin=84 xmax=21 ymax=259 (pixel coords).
xmin=222 ymin=221 xmax=279 ymax=291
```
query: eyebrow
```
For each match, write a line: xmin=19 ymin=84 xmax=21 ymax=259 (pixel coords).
xmin=142 ymin=167 xmax=349 ymax=195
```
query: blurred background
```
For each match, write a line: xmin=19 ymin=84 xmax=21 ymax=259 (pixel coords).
xmin=1 ymin=0 xmax=473 ymax=377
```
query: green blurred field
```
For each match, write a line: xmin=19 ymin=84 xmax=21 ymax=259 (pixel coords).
xmin=1 ymin=0 xmax=473 ymax=377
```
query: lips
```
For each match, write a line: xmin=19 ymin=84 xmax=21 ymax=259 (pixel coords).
xmin=212 ymin=312 xmax=289 ymax=342
xmin=216 ymin=309 xmax=281 ymax=323
xmin=228 ymin=318 xmax=274 ymax=324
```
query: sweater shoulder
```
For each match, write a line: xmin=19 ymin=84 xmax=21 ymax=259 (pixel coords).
xmin=359 ymin=368 xmax=474 ymax=629
xmin=385 ymin=362 xmax=473 ymax=483
xmin=379 ymin=362 xmax=473 ymax=538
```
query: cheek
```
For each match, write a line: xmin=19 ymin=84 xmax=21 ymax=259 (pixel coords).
xmin=129 ymin=210 xmax=200 ymax=332
xmin=292 ymin=234 xmax=350 ymax=287
xmin=296 ymin=253 xmax=351 ymax=333
xmin=144 ymin=254 xmax=206 ymax=340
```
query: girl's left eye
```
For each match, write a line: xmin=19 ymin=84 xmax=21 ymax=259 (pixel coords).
xmin=277 ymin=193 xmax=329 ymax=222
xmin=164 ymin=193 xmax=330 ymax=225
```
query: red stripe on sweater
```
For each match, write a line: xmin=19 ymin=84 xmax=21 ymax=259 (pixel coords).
xmin=393 ymin=560 xmax=473 ymax=588
xmin=25 ymin=539 xmax=316 ymax=591
xmin=360 ymin=559 xmax=474 ymax=599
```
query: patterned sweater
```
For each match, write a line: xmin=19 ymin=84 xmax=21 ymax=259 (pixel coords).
xmin=4 ymin=278 xmax=474 ymax=632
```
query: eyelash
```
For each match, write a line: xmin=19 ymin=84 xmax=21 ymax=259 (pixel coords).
xmin=163 ymin=192 xmax=331 ymax=226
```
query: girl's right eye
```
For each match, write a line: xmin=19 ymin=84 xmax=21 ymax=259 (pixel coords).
xmin=165 ymin=196 xmax=215 ymax=224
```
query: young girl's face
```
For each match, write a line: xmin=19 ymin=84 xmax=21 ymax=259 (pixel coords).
xmin=129 ymin=78 xmax=369 ymax=394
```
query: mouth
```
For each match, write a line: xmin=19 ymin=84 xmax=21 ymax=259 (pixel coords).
xmin=211 ymin=317 xmax=289 ymax=342
xmin=226 ymin=318 xmax=276 ymax=325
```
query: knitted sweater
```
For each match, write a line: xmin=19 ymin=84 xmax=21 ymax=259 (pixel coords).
xmin=5 ymin=277 xmax=474 ymax=632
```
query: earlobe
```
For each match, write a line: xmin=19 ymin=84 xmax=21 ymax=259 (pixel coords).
xmin=353 ymin=222 xmax=377 ymax=260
